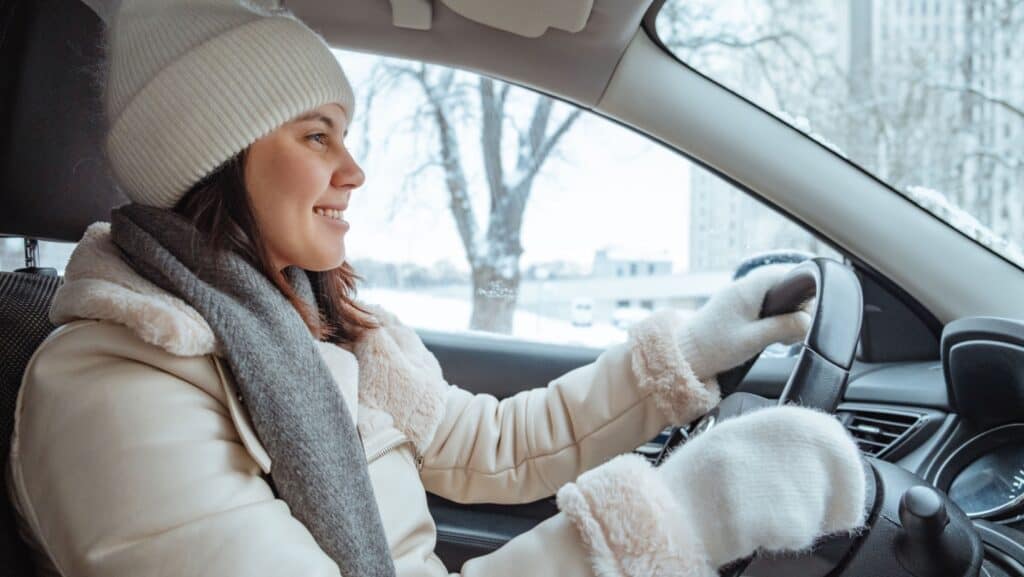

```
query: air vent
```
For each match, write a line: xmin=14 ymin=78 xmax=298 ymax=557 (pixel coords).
xmin=839 ymin=408 xmax=923 ymax=459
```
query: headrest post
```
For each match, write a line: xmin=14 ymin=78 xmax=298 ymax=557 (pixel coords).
xmin=23 ymin=238 xmax=39 ymax=269
xmin=13 ymin=239 xmax=57 ymax=276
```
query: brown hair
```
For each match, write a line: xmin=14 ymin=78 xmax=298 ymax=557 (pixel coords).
xmin=173 ymin=148 xmax=377 ymax=346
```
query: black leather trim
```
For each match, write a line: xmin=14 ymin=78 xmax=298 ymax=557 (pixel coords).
xmin=420 ymin=329 xmax=601 ymax=400
xmin=429 ymin=493 xmax=557 ymax=568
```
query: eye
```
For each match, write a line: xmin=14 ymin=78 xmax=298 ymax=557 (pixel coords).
xmin=307 ymin=133 xmax=328 ymax=146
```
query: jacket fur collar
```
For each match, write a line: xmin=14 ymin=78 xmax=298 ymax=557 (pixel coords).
xmin=49 ymin=222 xmax=448 ymax=452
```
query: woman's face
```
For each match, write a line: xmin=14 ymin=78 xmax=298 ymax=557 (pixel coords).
xmin=244 ymin=103 xmax=364 ymax=272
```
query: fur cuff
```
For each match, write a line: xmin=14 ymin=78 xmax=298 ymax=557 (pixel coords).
xmin=627 ymin=310 xmax=720 ymax=425
xmin=556 ymin=454 xmax=716 ymax=577
xmin=353 ymin=303 xmax=449 ymax=453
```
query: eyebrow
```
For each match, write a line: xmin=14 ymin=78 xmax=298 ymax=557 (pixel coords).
xmin=293 ymin=111 xmax=348 ymax=137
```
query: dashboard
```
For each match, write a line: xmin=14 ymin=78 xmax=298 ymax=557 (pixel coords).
xmin=428 ymin=313 xmax=1024 ymax=575
xmin=633 ymin=316 xmax=1024 ymax=575
xmin=826 ymin=316 xmax=1024 ymax=574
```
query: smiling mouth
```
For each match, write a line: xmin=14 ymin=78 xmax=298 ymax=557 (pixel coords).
xmin=313 ymin=207 xmax=345 ymax=221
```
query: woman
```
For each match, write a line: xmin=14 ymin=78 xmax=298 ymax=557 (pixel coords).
xmin=7 ymin=1 xmax=866 ymax=576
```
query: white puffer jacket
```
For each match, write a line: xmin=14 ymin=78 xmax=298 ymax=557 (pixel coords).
xmin=7 ymin=223 xmax=721 ymax=577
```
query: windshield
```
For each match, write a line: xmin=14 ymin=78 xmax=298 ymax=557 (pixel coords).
xmin=655 ymin=0 xmax=1024 ymax=268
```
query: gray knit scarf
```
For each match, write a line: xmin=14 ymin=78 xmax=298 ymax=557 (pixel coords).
xmin=109 ymin=203 xmax=396 ymax=577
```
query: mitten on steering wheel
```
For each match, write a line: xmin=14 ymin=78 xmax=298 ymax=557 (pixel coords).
xmin=555 ymin=405 xmax=866 ymax=577
xmin=627 ymin=264 xmax=811 ymax=427
xmin=678 ymin=264 xmax=812 ymax=383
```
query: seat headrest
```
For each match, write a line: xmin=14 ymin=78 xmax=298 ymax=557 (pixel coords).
xmin=0 ymin=0 xmax=127 ymax=243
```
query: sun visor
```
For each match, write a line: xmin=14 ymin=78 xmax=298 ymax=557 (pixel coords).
xmin=388 ymin=0 xmax=594 ymax=37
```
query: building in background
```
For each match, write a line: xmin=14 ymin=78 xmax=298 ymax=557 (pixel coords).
xmin=419 ymin=267 xmax=732 ymax=326
xmin=591 ymin=246 xmax=673 ymax=278
xmin=688 ymin=0 xmax=1022 ymax=272
xmin=840 ymin=0 xmax=1022 ymax=244
xmin=416 ymin=244 xmax=730 ymax=327
xmin=689 ymin=166 xmax=829 ymax=272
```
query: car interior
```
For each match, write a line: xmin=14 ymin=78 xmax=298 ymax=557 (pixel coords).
xmin=3 ymin=0 xmax=1024 ymax=576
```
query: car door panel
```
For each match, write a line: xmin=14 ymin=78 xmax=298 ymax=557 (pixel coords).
xmin=419 ymin=330 xmax=797 ymax=566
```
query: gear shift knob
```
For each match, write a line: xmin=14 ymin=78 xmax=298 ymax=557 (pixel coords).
xmin=899 ymin=485 xmax=949 ymax=539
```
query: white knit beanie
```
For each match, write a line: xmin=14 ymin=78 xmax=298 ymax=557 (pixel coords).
xmin=104 ymin=0 xmax=355 ymax=208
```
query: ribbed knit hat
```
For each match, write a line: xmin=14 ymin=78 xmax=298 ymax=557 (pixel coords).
xmin=104 ymin=0 xmax=355 ymax=208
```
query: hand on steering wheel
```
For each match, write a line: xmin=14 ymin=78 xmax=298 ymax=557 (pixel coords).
xmin=659 ymin=258 xmax=866 ymax=576
xmin=676 ymin=264 xmax=814 ymax=388
xmin=656 ymin=403 xmax=867 ymax=575
xmin=652 ymin=259 xmax=982 ymax=577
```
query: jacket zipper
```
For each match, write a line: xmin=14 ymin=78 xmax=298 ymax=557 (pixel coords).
xmin=367 ymin=438 xmax=424 ymax=471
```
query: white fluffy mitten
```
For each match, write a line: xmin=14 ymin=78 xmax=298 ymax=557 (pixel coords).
xmin=556 ymin=405 xmax=865 ymax=577
xmin=679 ymin=264 xmax=813 ymax=382
xmin=659 ymin=404 xmax=867 ymax=569
xmin=625 ymin=265 xmax=813 ymax=427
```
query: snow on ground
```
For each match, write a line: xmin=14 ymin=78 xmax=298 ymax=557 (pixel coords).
xmin=360 ymin=288 xmax=636 ymax=348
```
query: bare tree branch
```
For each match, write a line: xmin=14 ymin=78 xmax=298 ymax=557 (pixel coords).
xmin=957 ymin=149 xmax=1024 ymax=172
xmin=521 ymin=108 xmax=582 ymax=189
xmin=480 ymin=77 xmax=506 ymax=206
xmin=385 ymin=158 xmax=443 ymax=222
xmin=411 ymin=64 xmax=481 ymax=266
xmin=525 ymin=98 xmax=553 ymax=157
xmin=667 ymin=30 xmax=804 ymax=53
xmin=925 ymin=83 xmax=1024 ymax=119
xmin=499 ymin=83 xmax=511 ymax=107
xmin=399 ymin=158 xmax=443 ymax=196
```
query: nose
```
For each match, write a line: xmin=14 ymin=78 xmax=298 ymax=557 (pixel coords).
xmin=332 ymin=147 xmax=365 ymax=191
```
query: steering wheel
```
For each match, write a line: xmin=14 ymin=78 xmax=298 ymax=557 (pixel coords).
xmin=654 ymin=258 xmax=984 ymax=577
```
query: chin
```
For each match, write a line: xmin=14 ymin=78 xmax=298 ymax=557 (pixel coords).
xmin=302 ymin=253 xmax=346 ymax=272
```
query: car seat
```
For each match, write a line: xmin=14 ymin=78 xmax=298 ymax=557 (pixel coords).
xmin=0 ymin=0 xmax=127 ymax=573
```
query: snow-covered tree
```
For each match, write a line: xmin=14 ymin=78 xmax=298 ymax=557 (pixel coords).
xmin=364 ymin=63 xmax=580 ymax=333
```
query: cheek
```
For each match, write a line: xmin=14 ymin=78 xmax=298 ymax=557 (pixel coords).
xmin=245 ymin=139 xmax=342 ymax=269
xmin=250 ymin=159 xmax=328 ymax=241
xmin=265 ymin=152 xmax=325 ymax=208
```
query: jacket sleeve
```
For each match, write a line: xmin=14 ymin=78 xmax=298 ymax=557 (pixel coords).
xmin=8 ymin=320 xmax=343 ymax=577
xmin=418 ymin=309 xmax=721 ymax=504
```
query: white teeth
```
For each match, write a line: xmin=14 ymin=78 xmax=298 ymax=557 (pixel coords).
xmin=314 ymin=207 xmax=344 ymax=221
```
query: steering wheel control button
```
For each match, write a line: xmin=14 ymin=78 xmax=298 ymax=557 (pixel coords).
xmin=899 ymin=485 xmax=950 ymax=537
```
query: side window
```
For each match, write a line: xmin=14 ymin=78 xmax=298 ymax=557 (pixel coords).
xmin=340 ymin=50 xmax=840 ymax=348
xmin=1 ymin=239 xmax=75 ymax=274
